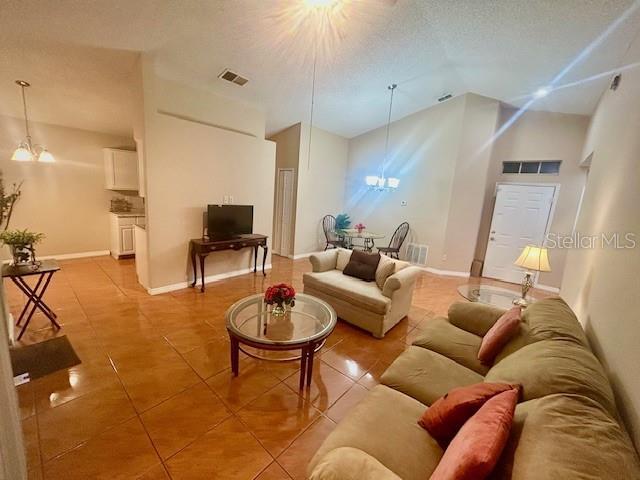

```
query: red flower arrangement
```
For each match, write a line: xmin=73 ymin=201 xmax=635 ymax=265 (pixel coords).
xmin=355 ymin=223 xmax=366 ymax=234
xmin=264 ymin=283 xmax=296 ymax=308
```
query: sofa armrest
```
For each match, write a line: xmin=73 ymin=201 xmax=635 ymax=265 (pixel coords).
xmin=309 ymin=447 xmax=401 ymax=480
xmin=382 ymin=266 xmax=421 ymax=298
xmin=448 ymin=301 xmax=507 ymax=336
xmin=310 ymin=250 xmax=338 ymax=272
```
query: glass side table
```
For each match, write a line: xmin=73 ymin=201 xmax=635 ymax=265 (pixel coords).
xmin=457 ymin=284 xmax=538 ymax=309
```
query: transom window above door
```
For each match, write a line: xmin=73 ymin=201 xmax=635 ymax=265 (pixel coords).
xmin=502 ymin=160 xmax=561 ymax=175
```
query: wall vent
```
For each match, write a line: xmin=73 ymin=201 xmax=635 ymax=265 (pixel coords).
xmin=218 ymin=69 xmax=249 ymax=86
xmin=437 ymin=93 xmax=453 ymax=102
xmin=406 ymin=243 xmax=429 ymax=266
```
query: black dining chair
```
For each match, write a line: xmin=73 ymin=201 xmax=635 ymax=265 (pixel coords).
xmin=377 ymin=222 xmax=409 ymax=259
xmin=322 ymin=215 xmax=346 ymax=250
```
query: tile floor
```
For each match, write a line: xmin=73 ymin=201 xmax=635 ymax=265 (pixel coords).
xmin=7 ymin=254 xmax=549 ymax=479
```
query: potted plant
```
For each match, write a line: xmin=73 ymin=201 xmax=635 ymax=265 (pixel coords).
xmin=335 ymin=213 xmax=351 ymax=234
xmin=0 ymin=229 xmax=44 ymax=266
xmin=264 ymin=283 xmax=296 ymax=317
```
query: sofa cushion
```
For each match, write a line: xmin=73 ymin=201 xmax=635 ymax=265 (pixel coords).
xmin=430 ymin=388 xmax=518 ymax=480
xmin=521 ymin=296 xmax=590 ymax=347
xmin=344 ymin=250 xmax=381 ymax=282
xmin=485 ymin=339 xmax=618 ymax=417
xmin=309 ymin=385 xmax=443 ymax=480
xmin=336 ymin=248 xmax=352 ymax=271
xmin=478 ymin=307 xmax=522 ymax=364
xmin=375 ymin=255 xmax=396 ymax=289
xmin=448 ymin=302 xmax=507 ymax=337
xmin=303 ymin=270 xmax=391 ymax=315
xmin=381 ymin=346 xmax=483 ymax=406
xmin=309 ymin=447 xmax=401 ymax=480
xmin=412 ymin=318 xmax=489 ymax=375
xmin=495 ymin=394 xmax=640 ymax=480
xmin=419 ymin=383 xmax=519 ymax=444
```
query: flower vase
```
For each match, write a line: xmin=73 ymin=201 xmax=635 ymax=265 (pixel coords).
xmin=271 ymin=303 xmax=286 ymax=317
xmin=10 ymin=244 xmax=34 ymax=266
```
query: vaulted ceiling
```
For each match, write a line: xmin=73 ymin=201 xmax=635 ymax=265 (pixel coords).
xmin=1 ymin=0 xmax=639 ymax=138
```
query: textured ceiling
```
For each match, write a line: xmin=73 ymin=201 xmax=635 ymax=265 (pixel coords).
xmin=0 ymin=0 xmax=639 ymax=138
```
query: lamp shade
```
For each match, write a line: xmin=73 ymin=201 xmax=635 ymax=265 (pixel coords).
xmin=365 ymin=175 xmax=379 ymax=186
xmin=12 ymin=143 xmax=33 ymax=162
xmin=387 ymin=177 xmax=400 ymax=188
xmin=37 ymin=149 xmax=55 ymax=163
xmin=514 ymin=245 xmax=551 ymax=272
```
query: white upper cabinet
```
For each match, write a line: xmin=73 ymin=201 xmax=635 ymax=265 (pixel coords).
xmin=104 ymin=148 xmax=139 ymax=190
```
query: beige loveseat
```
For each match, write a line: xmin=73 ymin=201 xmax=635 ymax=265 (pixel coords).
xmin=303 ymin=249 xmax=421 ymax=338
xmin=309 ymin=298 xmax=640 ymax=479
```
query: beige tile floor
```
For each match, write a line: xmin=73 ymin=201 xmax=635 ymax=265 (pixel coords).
xmin=7 ymin=254 xmax=548 ymax=479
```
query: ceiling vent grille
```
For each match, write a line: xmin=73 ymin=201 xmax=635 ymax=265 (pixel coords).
xmin=437 ymin=93 xmax=453 ymax=102
xmin=218 ymin=69 xmax=249 ymax=86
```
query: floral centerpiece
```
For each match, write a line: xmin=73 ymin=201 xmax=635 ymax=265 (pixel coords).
xmin=264 ymin=283 xmax=296 ymax=316
xmin=355 ymin=222 xmax=366 ymax=234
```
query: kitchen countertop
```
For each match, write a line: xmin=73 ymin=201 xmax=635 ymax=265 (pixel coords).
xmin=110 ymin=211 xmax=145 ymax=217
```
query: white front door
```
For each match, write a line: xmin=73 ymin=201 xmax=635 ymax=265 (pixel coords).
xmin=274 ymin=169 xmax=295 ymax=256
xmin=483 ymin=184 xmax=556 ymax=284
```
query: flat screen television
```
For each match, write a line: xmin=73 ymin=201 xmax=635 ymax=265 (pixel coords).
xmin=207 ymin=205 xmax=253 ymax=240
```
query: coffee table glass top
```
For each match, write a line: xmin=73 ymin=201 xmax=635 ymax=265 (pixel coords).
xmin=457 ymin=284 xmax=537 ymax=309
xmin=225 ymin=293 xmax=337 ymax=346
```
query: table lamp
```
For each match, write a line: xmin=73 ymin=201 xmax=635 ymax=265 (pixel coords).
xmin=513 ymin=245 xmax=551 ymax=306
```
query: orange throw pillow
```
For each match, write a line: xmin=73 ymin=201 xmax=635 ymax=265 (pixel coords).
xmin=477 ymin=306 xmax=522 ymax=364
xmin=429 ymin=388 xmax=519 ymax=480
xmin=418 ymin=382 xmax=517 ymax=444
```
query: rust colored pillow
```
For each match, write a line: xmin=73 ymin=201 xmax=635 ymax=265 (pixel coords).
xmin=418 ymin=382 xmax=518 ymax=444
xmin=429 ymin=388 xmax=519 ymax=480
xmin=477 ymin=306 xmax=522 ymax=364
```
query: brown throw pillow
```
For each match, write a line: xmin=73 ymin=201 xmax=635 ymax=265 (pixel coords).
xmin=343 ymin=251 xmax=381 ymax=282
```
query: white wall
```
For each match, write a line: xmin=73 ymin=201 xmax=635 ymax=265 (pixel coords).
xmin=0 ymin=115 xmax=134 ymax=258
xmin=139 ymin=58 xmax=275 ymax=290
xmin=294 ymin=123 xmax=349 ymax=256
xmin=345 ymin=93 xmax=500 ymax=272
xmin=476 ymin=108 xmax=590 ymax=288
xmin=560 ymin=35 xmax=640 ymax=448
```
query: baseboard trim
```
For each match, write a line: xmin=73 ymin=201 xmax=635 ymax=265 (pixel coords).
xmin=422 ymin=266 xmax=471 ymax=278
xmin=147 ymin=264 xmax=273 ymax=296
xmin=534 ymin=283 xmax=560 ymax=293
xmin=291 ymin=252 xmax=322 ymax=260
xmin=2 ymin=250 xmax=110 ymax=264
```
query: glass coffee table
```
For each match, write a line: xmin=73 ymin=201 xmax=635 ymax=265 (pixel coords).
xmin=225 ymin=293 xmax=337 ymax=389
xmin=457 ymin=284 xmax=538 ymax=309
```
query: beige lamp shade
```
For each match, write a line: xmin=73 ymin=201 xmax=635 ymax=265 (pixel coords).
xmin=514 ymin=245 xmax=551 ymax=272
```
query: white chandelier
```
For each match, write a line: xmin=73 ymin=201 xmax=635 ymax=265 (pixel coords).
xmin=11 ymin=80 xmax=55 ymax=163
xmin=366 ymin=83 xmax=399 ymax=191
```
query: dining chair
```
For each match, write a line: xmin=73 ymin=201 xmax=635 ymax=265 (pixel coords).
xmin=377 ymin=222 xmax=409 ymax=259
xmin=322 ymin=215 xmax=346 ymax=250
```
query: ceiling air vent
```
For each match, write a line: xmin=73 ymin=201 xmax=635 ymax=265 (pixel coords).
xmin=218 ymin=69 xmax=249 ymax=86
xmin=437 ymin=93 xmax=453 ymax=102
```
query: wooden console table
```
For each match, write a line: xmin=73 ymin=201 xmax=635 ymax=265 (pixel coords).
xmin=189 ymin=234 xmax=268 ymax=292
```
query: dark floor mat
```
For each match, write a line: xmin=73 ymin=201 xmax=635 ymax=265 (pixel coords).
xmin=10 ymin=335 xmax=81 ymax=380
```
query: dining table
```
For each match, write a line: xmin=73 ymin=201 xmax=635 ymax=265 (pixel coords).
xmin=340 ymin=229 xmax=385 ymax=252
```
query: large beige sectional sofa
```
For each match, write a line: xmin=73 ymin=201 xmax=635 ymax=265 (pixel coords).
xmin=303 ymin=249 xmax=421 ymax=338
xmin=309 ymin=297 xmax=640 ymax=479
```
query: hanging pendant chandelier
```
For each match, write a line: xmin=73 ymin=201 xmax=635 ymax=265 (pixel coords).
xmin=11 ymin=80 xmax=55 ymax=163
xmin=366 ymin=83 xmax=399 ymax=191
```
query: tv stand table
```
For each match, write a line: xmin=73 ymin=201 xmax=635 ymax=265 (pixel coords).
xmin=189 ymin=234 xmax=268 ymax=292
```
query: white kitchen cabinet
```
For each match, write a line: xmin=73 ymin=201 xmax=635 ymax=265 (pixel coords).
xmin=109 ymin=214 xmax=145 ymax=259
xmin=104 ymin=148 xmax=139 ymax=190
